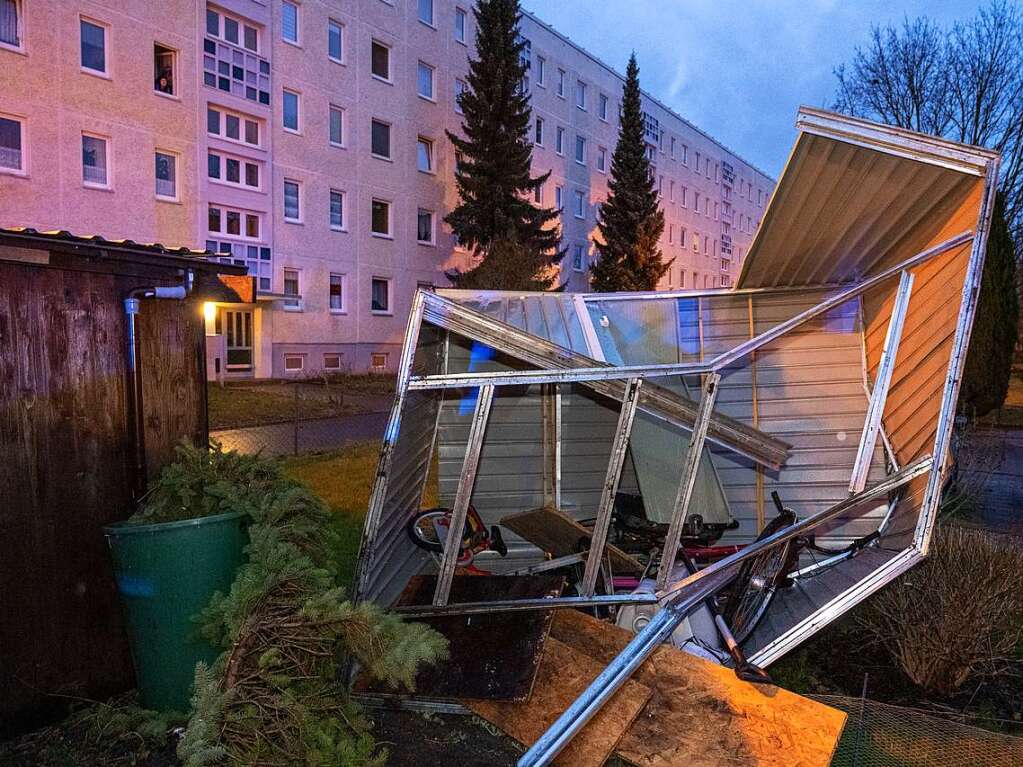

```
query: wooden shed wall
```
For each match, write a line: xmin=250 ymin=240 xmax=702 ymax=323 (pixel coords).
xmin=0 ymin=256 xmax=208 ymax=731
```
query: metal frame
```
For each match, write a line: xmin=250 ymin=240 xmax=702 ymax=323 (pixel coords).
xmin=849 ymin=270 xmax=914 ymax=493
xmin=655 ymin=373 xmax=721 ymax=590
xmin=432 ymin=384 xmax=494 ymax=606
xmin=580 ymin=378 xmax=642 ymax=596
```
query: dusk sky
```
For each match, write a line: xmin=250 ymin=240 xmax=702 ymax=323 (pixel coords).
xmin=521 ymin=1 xmax=984 ymax=179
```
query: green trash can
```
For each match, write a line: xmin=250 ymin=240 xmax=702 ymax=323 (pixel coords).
xmin=104 ymin=511 xmax=248 ymax=712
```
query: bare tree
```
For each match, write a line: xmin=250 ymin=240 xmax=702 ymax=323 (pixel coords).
xmin=834 ymin=1 xmax=1023 ymax=240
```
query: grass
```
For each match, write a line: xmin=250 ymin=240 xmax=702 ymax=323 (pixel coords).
xmin=279 ymin=441 xmax=438 ymax=589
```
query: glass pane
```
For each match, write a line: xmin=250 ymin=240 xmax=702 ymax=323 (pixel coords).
xmin=154 ymin=152 xmax=175 ymax=196
xmin=0 ymin=116 xmax=21 ymax=170
xmin=328 ymin=22 xmax=342 ymax=59
xmin=246 ymin=214 xmax=259 ymax=238
xmin=282 ymin=3 xmax=297 ymax=42
xmin=226 ymin=210 xmax=240 ymax=235
xmin=226 ymin=114 xmax=240 ymax=139
xmin=371 ymin=201 xmax=388 ymax=234
xmin=224 ymin=17 xmax=238 ymax=44
xmin=80 ymin=20 xmax=105 ymax=72
xmin=283 ymin=91 xmax=298 ymax=129
xmin=417 ymin=140 xmax=431 ymax=171
xmin=226 ymin=158 xmax=240 ymax=183
xmin=208 ymin=207 xmax=221 ymax=232
xmin=244 ymin=25 xmax=258 ymax=51
xmin=330 ymin=108 xmax=342 ymax=144
xmin=245 ymin=163 xmax=258 ymax=187
xmin=245 ymin=120 xmax=259 ymax=145
xmin=205 ymin=9 xmax=219 ymax=36
xmin=371 ymin=280 xmax=388 ymax=311
xmin=81 ymin=135 xmax=107 ymax=185
xmin=371 ymin=121 xmax=389 ymax=157
xmin=418 ymin=0 xmax=433 ymax=24
xmin=417 ymin=63 xmax=433 ymax=98
xmin=417 ymin=211 xmax=431 ymax=242
xmin=207 ymin=153 xmax=220 ymax=178
xmin=207 ymin=107 xmax=220 ymax=135
xmin=371 ymin=42 xmax=388 ymax=78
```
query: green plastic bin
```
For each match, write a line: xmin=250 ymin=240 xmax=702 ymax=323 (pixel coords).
xmin=104 ymin=511 xmax=248 ymax=712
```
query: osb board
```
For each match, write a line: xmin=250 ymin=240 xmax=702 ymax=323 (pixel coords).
xmin=552 ymin=610 xmax=846 ymax=767
xmin=468 ymin=637 xmax=653 ymax=767
xmin=500 ymin=506 xmax=643 ymax=574
xmin=356 ymin=575 xmax=563 ymax=702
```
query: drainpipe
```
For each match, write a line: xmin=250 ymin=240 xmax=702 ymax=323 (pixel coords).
xmin=124 ymin=285 xmax=188 ymax=503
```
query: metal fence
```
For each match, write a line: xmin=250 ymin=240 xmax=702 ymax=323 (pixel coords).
xmin=814 ymin=695 xmax=1023 ymax=767
xmin=209 ymin=380 xmax=391 ymax=457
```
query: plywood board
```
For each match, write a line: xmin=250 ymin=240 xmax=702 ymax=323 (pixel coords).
xmin=468 ymin=637 xmax=653 ymax=767
xmin=552 ymin=610 xmax=846 ymax=767
xmin=500 ymin=506 xmax=644 ymax=574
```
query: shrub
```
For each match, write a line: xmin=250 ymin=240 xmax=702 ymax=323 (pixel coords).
xmin=860 ymin=525 xmax=1023 ymax=697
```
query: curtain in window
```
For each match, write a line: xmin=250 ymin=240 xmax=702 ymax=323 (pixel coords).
xmin=0 ymin=0 xmax=19 ymax=47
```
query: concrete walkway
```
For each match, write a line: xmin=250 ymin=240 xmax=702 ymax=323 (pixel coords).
xmin=958 ymin=426 xmax=1023 ymax=537
xmin=211 ymin=411 xmax=389 ymax=457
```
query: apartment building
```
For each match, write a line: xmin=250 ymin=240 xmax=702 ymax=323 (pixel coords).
xmin=0 ymin=0 xmax=773 ymax=377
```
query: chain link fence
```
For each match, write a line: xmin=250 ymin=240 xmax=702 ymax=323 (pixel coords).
xmin=208 ymin=379 xmax=391 ymax=457
xmin=813 ymin=695 xmax=1023 ymax=767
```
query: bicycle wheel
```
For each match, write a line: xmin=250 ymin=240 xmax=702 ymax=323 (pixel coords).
xmin=721 ymin=510 xmax=797 ymax=645
xmin=406 ymin=508 xmax=450 ymax=554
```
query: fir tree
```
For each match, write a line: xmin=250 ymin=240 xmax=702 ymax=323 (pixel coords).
xmin=445 ymin=0 xmax=562 ymax=290
xmin=590 ymin=54 xmax=669 ymax=292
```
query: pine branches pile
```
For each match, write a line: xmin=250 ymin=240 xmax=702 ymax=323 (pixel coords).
xmin=162 ymin=445 xmax=447 ymax=766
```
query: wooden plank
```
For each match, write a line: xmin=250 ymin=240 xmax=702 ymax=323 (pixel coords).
xmin=468 ymin=637 xmax=652 ymax=767
xmin=500 ymin=506 xmax=643 ymax=574
xmin=551 ymin=610 xmax=846 ymax=767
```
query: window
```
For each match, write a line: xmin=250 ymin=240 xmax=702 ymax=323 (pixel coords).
xmin=283 ymin=179 xmax=301 ymax=222
xmin=555 ymin=185 xmax=563 ymax=211
xmin=371 ymin=277 xmax=391 ymax=314
xmin=575 ymin=135 xmax=585 ymax=164
xmin=371 ymin=198 xmax=391 ymax=236
xmin=417 ymin=61 xmax=435 ymax=100
xmin=681 ymin=186 xmax=687 ymax=207
xmin=670 ymin=136 xmax=676 ymax=159
xmin=0 ymin=115 xmax=24 ymax=173
xmin=417 ymin=136 xmax=433 ymax=172
xmin=668 ymin=224 xmax=673 ymax=244
xmin=0 ymin=0 xmax=22 ymax=49
xmin=244 ymin=24 xmax=258 ymax=51
xmin=555 ymin=127 xmax=564 ymax=155
xmin=694 ymin=151 xmax=701 ymax=172
xmin=284 ymin=354 xmax=304 ymax=371
xmin=573 ymin=190 xmax=585 ymax=219
xmin=81 ymin=134 xmax=108 ymax=187
xmin=572 ymin=243 xmax=585 ymax=272
xmin=596 ymin=146 xmax=606 ymax=173
xmin=669 ymin=180 xmax=675 ymax=202
xmin=371 ymin=352 xmax=388 ymax=370
xmin=534 ymin=183 xmax=542 ymax=204
xmin=283 ymin=268 xmax=301 ymax=310
xmin=324 ymin=352 xmax=343 ymax=369
xmin=417 ymin=209 xmax=434 ymax=244
xmin=371 ymin=119 xmax=391 ymax=159
xmin=328 ymin=19 xmax=343 ymax=62
xmin=599 ymin=93 xmax=608 ymax=121
xmin=282 ymin=89 xmax=300 ymax=132
xmin=329 ymin=105 xmax=344 ymax=146
xmin=536 ymin=55 xmax=545 ymax=85
xmin=680 ymin=228 xmax=686 ymax=248
xmin=154 ymin=151 xmax=176 ymax=199
xmin=282 ymin=2 xmax=299 ymax=44
xmin=330 ymin=189 xmax=345 ymax=230
xmin=418 ymin=0 xmax=434 ymax=26
xmin=556 ymin=68 xmax=565 ymax=97
xmin=575 ymin=80 xmax=586 ymax=110
xmin=207 ymin=106 xmax=261 ymax=147
xmin=681 ymin=145 xmax=688 ymax=165
xmin=80 ymin=18 xmax=107 ymax=75
xmin=371 ymin=40 xmax=390 ymax=81
xmin=207 ymin=150 xmax=260 ymax=190
xmin=203 ymin=10 xmax=270 ymax=104
xmin=454 ymin=78 xmax=467 ymax=113
xmin=454 ymin=7 xmax=466 ymax=43
xmin=208 ymin=205 xmax=262 ymax=240
xmin=534 ymin=117 xmax=543 ymax=146
xmin=154 ymin=44 xmax=177 ymax=96
xmin=329 ymin=273 xmax=345 ymax=312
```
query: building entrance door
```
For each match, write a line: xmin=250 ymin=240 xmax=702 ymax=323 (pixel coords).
xmin=217 ymin=308 xmax=253 ymax=371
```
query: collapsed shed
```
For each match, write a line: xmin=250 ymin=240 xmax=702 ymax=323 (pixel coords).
xmin=352 ymin=108 xmax=999 ymax=762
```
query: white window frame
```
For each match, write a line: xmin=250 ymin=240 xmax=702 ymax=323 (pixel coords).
xmin=0 ymin=113 xmax=26 ymax=176
xmin=370 ymin=39 xmax=392 ymax=83
xmin=454 ymin=7 xmax=467 ymax=44
xmin=207 ymin=149 xmax=261 ymax=191
xmin=283 ymin=354 xmax=305 ymax=372
xmin=329 ymin=104 xmax=345 ymax=147
xmin=371 ymin=197 xmax=392 ymax=238
xmin=417 ymin=0 xmax=435 ymax=28
xmin=596 ymin=146 xmax=606 ymax=173
xmin=455 ymin=78 xmax=466 ymax=113
xmin=79 ymin=16 xmax=109 ymax=78
xmin=207 ymin=106 xmax=262 ymax=148
xmin=283 ymin=268 xmax=302 ymax=311
xmin=283 ymin=178 xmax=302 ymax=224
xmin=154 ymin=149 xmax=178 ymax=201
xmin=153 ymin=42 xmax=179 ymax=100
xmin=555 ymin=127 xmax=564 ymax=156
xmin=417 ymin=135 xmax=434 ymax=173
xmin=282 ymin=88 xmax=301 ymax=133
xmin=329 ymin=188 xmax=346 ymax=231
xmin=81 ymin=132 xmax=111 ymax=189
xmin=323 ymin=352 xmax=343 ymax=369
xmin=556 ymin=68 xmax=565 ymax=98
xmin=328 ymin=272 xmax=347 ymax=314
xmin=370 ymin=276 xmax=393 ymax=315
xmin=534 ymin=117 xmax=543 ymax=146
xmin=573 ymin=190 xmax=585 ymax=219
xmin=327 ymin=18 xmax=344 ymax=63
xmin=371 ymin=118 xmax=392 ymax=160
xmin=575 ymin=135 xmax=586 ymax=165
xmin=536 ymin=55 xmax=545 ymax=87
xmin=417 ymin=60 xmax=436 ymax=101
xmin=281 ymin=1 xmax=300 ymax=46
xmin=572 ymin=243 xmax=585 ymax=272
xmin=371 ymin=352 xmax=389 ymax=370
xmin=575 ymin=80 xmax=586 ymax=110
xmin=0 ymin=0 xmax=24 ymax=53
xmin=555 ymin=185 xmax=563 ymax=211
xmin=208 ymin=204 xmax=263 ymax=241
xmin=599 ymin=93 xmax=608 ymax=122
xmin=417 ymin=208 xmax=435 ymax=245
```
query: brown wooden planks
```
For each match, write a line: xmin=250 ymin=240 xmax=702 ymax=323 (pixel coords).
xmin=552 ymin=610 xmax=846 ymax=767
xmin=468 ymin=637 xmax=653 ymax=767
xmin=500 ymin=506 xmax=643 ymax=574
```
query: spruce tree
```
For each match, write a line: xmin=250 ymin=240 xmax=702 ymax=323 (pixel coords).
xmin=590 ymin=54 xmax=669 ymax=292
xmin=445 ymin=0 xmax=562 ymax=290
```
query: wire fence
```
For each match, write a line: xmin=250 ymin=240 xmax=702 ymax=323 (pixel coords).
xmin=208 ymin=379 xmax=391 ymax=457
xmin=813 ymin=695 xmax=1023 ymax=767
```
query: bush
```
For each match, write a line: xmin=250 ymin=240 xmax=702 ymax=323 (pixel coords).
xmin=860 ymin=525 xmax=1023 ymax=696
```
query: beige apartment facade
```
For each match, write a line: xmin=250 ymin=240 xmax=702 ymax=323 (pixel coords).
xmin=0 ymin=0 xmax=773 ymax=377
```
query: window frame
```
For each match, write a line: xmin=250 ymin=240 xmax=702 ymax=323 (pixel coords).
xmin=329 ymin=188 xmax=346 ymax=231
xmin=0 ymin=113 xmax=26 ymax=176
xmin=0 ymin=0 xmax=24 ymax=53
xmin=282 ymin=88 xmax=301 ymax=133
xmin=575 ymin=80 xmax=586 ymax=110
xmin=416 ymin=60 xmax=436 ymax=101
xmin=370 ymin=276 xmax=393 ymax=315
xmin=454 ymin=7 xmax=467 ymax=44
xmin=323 ymin=352 xmax=343 ymax=369
xmin=327 ymin=18 xmax=344 ymax=63
xmin=556 ymin=68 xmax=565 ymax=98
xmin=371 ymin=118 xmax=392 ymax=160
xmin=329 ymin=104 xmax=345 ymax=147
xmin=417 ymin=135 xmax=434 ymax=174
xmin=370 ymin=39 xmax=392 ymax=83
xmin=574 ymin=134 xmax=586 ymax=165
xmin=371 ymin=197 xmax=392 ymax=238
xmin=282 ymin=267 xmax=302 ymax=311
xmin=283 ymin=178 xmax=302 ymax=224
xmin=207 ymin=105 xmax=262 ymax=148
xmin=207 ymin=149 xmax=261 ymax=191
xmin=535 ymin=55 xmax=545 ymax=87
xmin=79 ymin=16 xmax=109 ymax=78
xmin=81 ymin=132 xmax=111 ymax=189
xmin=328 ymin=272 xmax=346 ymax=314
xmin=573 ymin=190 xmax=585 ymax=220
xmin=572 ymin=243 xmax=585 ymax=272
xmin=281 ymin=1 xmax=300 ymax=46
xmin=154 ymin=149 xmax=178 ymax=201
xmin=598 ymin=93 xmax=609 ymax=122
xmin=555 ymin=126 xmax=564 ymax=156
xmin=153 ymin=42 xmax=179 ymax=99
xmin=416 ymin=207 xmax=435 ymax=245
xmin=534 ymin=116 xmax=543 ymax=146
xmin=283 ymin=353 xmax=305 ymax=372
xmin=596 ymin=146 xmax=606 ymax=173
xmin=454 ymin=78 xmax=466 ymax=113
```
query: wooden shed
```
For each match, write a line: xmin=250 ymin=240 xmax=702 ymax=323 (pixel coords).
xmin=0 ymin=228 xmax=246 ymax=732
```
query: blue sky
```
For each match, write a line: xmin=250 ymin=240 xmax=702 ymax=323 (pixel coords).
xmin=520 ymin=1 xmax=983 ymax=178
